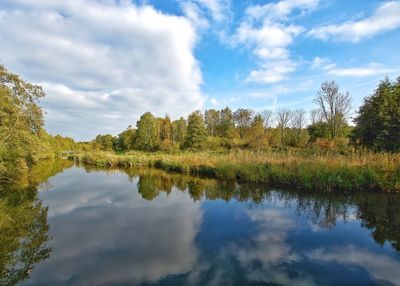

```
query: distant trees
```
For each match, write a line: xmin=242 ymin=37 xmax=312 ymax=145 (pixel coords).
xmin=87 ymin=78 xmax=399 ymax=154
xmin=204 ymin=109 xmax=220 ymax=137
xmin=261 ymin=109 xmax=274 ymax=129
xmin=233 ymin=108 xmax=254 ymax=139
xmin=94 ymin=134 xmax=114 ymax=151
xmin=135 ymin=112 xmax=159 ymax=151
xmin=183 ymin=111 xmax=207 ymax=149
xmin=313 ymin=81 xmax=352 ymax=139
xmin=219 ymin=107 xmax=235 ymax=138
xmin=352 ymin=77 xmax=400 ymax=152
xmin=172 ymin=117 xmax=187 ymax=144
xmin=276 ymin=109 xmax=292 ymax=146
xmin=117 ymin=127 xmax=135 ymax=151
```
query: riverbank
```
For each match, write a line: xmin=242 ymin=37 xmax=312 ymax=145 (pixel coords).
xmin=69 ymin=150 xmax=400 ymax=192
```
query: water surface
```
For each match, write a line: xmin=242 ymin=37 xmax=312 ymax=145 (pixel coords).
xmin=1 ymin=164 xmax=400 ymax=286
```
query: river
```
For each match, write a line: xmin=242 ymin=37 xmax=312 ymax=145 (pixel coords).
xmin=1 ymin=163 xmax=399 ymax=285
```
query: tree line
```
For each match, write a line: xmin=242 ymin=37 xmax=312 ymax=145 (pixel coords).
xmin=90 ymin=78 xmax=400 ymax=153
xmin=89 ymin=81 xmax=364 ymax=151
xmin=1 ymin=63 xmax=399 ymax=182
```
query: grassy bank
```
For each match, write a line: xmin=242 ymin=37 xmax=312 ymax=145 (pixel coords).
xmin=69 ymin=150 xmax=400 ymax=192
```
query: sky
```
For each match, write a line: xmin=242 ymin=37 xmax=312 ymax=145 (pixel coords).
xmin=1 ymin=0 xmax=400 ymax=140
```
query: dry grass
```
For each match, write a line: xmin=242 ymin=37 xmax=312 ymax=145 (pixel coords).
xmin=70 ymin=149 xmax=400 ymax=192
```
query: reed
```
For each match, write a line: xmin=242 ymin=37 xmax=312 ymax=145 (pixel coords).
xmin=70 ymin=150 xmax=400 ymax=192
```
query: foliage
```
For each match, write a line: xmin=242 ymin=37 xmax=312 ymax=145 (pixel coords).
xmin=182 ymin=110 xmax=207 ymax=150
xmin=134 ymin=112 xmax=159 ymax=151
xmin=352 ymin=77 xmax=400 ymax=152
xmin=0 ymin=65 xmax=78 ymax=181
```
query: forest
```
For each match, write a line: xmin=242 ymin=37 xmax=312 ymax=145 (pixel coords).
xmin=1 ymin=64 xmax=400 ymax=191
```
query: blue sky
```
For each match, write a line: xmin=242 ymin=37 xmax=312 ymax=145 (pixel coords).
xmin=0 ymin=0 xmax=399 ymax=140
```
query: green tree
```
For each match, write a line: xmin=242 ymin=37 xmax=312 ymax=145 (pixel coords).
xmin=248 ymin=115 xmax=267 ymax=149
xmin=183 ymin=111 xmax=207 ymax=149
xmin=134 ymin=112 xmax=159 ymax=151
xmin=159 ymin=115 xmax=172 ymax=142
xmin=0 ymin=65 xmax=51 ymax=181
xmin=233 ymin=108 xmax=254 ymax=139
xmin=204 ymin=109 xmax=220 ymax=136
xmin=352 ymin=77 xmax=400 ymax=152
xmin=218 ymin=107 xmax=235 ymax=138
xmin=307 ymin=121 xmax=330 ymax=142
xmin=172 ymin=117 xmax=187 ymax=144
xmin=94 ymin=134 xmax=114 ymax=151
xmin=117 ymin=127 xmax=136 ymax=151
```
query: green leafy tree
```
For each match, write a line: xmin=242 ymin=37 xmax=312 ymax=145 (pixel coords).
xmin=307 ymin=122 xmax=330 ymax=142
xmin=248 ymin=115 xmax=267 ymax=149
xmin=204 ymin=109 xmax=220 ymax=136
xmin=134 ymin=112 xmax=159 ymax=151
xmin=159 ymin=115 xmax=172 ymax=141
xmin=233 ymin=108 xmax=254 ymax=139
xmin=218 ymin=107 xmax=236 ymax=138
xmin=183 ymin=111 xmax=207 ymax=149
xmin=352 ymin=77 xmax=400 ymax=152
xmin=0 ymin=65 xmax=51 ymax=181
xmin=117 ymin=127 xmax=136 ymax=151
xmin=94 ymin=134 xmax=114 ymax=151
xmin=172 ymin=117 xmax=187 ymax=144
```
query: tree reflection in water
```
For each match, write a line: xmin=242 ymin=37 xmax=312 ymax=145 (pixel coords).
xmin=116 ymin=167 xmax=400 ymax=253
xmin=0 ymin=186 xmax=51 ymax=286
xmin=0 ymin=159 xmax=73 ymax=286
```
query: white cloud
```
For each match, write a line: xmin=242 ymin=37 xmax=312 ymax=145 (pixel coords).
xmin=246 ymin=0 xmax=319 ymax=21
xmin=247 ymin=60 xmax=297 ymax=84
xmin=310 ymin=56 xmax=329 ymax=69
xmin=0 ymin=0 xmax=205 ymax=140
xmin=234 ymin=0 xmax=318 ymax=84
xmin=181 ymin=1 xmax=210 ymax=29
xmin=325 ymin=63 xmax=398 ymax=77
xmin=308 ymin=1 xmax=400 ymax=42
xmin=195 ymin=0 xmax=230 ymax=22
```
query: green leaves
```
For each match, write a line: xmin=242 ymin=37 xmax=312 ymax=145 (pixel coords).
xmin=353 ymin=77 xmax=400 ymax=152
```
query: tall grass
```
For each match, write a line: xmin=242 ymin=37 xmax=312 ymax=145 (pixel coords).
xmin=70 ymin=150 xmax=400 ymax=192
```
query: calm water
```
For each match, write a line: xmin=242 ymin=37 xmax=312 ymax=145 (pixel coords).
xmin=1 ymin=164 xmax=400 ymax=286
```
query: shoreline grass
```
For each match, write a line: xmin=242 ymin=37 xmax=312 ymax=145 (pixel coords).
xmin=69 ymin=150 xmax=400 ymax=192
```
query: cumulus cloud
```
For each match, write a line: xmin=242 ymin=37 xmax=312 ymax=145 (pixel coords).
xmin=233 ymin=0 xmax=319 ymax=84
xmin=0 ymin=0 xmax=205 ymax=140
xmin=308 ymin=1 xmax=400 ymax=42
